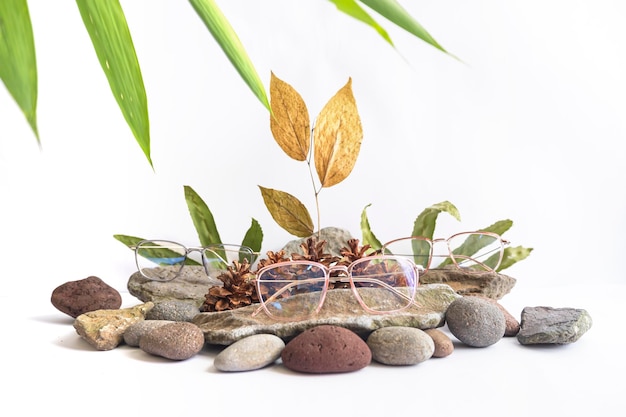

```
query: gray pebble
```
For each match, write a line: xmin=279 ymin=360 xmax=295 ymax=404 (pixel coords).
xmin=124 ymin=320 xmax=175 ymax=347
xmin=214 ymin=334 xmax=285 ymax=372
xmin=139 ymin=322 xmax=205 ymax=360
xmin=446 ymin=296 xmax=505 ymax=347
xmin=145 ymin=300 xmax=200 ymax=322
xmin=517 ymin=306 xmax=592 ymax=345
xmin=367 ymin=326 xmax=434 ymax=365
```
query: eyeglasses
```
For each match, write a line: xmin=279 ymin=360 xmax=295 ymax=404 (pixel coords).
xmin=132 ymin=239 xmax=260 ymax=281
xmin=381 ymin=232 xmax=509 ymax=273
xmin=251 ymin=255 xmax=420 ymax=321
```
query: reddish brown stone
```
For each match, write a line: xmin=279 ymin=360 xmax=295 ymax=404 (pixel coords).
xmin=51 ymin=276 xmax=122 ymax=318
xmin=424 ymin=328 xmax=454 ymax=358
xmin=281 ymin=325 xmax=371 ymax=373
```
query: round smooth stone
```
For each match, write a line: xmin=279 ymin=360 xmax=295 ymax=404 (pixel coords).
xmin=123 ymin=320 xmax=175 ymax=347
xmin=367 ymin=326 xmax=434 ymax=365
xmin=445 ymin=297 xmax=506 ymax=347
xmin=214 ymin=334 xmax=285 ymax=372
xmin=424 ymin=328 xmax=454 ymax=358
xmin=281 ymin=325 xmax=371 ymax=373
xmin=139 ymin=322 xmax=205 ymax=360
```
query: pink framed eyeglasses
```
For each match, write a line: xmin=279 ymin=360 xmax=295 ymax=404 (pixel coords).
xmin=252 ymin=255 xmax=420 ymax=321
xmin=381 ymin=231 xmax=509 ymax=273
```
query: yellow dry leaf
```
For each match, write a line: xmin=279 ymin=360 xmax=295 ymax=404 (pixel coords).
xmin=258 ymin=186 xmax=314 ymax=237
xmin=313 ymin=78 xmax=363 ymax=188
xmin=269 ymin=72 xmax=310 ymax=161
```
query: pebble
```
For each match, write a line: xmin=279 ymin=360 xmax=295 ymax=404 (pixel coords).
xmin=517 ymin=306 xmax=593 ymax=345
xmin=367 ymin=326 xmax=434 ymax=365
xmin=124 ymin=320 xmax=176 ymax=347
xmin=139 ymin=322 xmax=205 ymax=360
xmin=73 ymin=302 xmax=154 ymax=350
xmin=468 ymin=295 xmax=520 ymax=336
xmin=424 ymin=328 xmax=454 ymax=358
xmin=281 ymin=325 xmax=371 ymax=373
xmin=445 ymin=296 xmax=506 ymax=347
xmin=214 ymin=334 xmax=285 ymax=372
xmin=145 ymin=300 xmax=200 ymax=322
xmin=51 ymin=276 xmax=122 ymax=318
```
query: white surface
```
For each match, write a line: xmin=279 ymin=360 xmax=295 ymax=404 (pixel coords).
xmin=1 ymin=1 xmax=624 ymax=415
xmin=4 ymin=283 xmax=621 ymax=417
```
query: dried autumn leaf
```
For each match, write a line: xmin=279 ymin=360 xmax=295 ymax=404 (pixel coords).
xmin=258 ymin=186 xmax=314 ymax=237
xmin=269 ymin=72 xmax=310 ymax=161
xmin=313 ymin=78 xmax=363 ymax=188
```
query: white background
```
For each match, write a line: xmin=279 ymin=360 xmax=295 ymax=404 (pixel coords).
xmin=1 ymin=1 xmax=624 ymax=415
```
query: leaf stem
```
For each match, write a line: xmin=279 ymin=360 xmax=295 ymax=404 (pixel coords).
xmin=307 ymin=124 xmax=322 ymax=238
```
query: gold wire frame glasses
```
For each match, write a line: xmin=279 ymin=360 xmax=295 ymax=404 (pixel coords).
xmin=381 ymin=231 xmax=509 ymax=273
xmin=132 ymin=239 xmax=260 ymax=281
xmin=251 ymin=255 xmax=420 ymax=321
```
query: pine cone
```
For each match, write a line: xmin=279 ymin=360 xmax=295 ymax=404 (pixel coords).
xmin=201 ymin=259 xmax=258 ymax=312
xmin=338 ymin=238 xmax=378 ymax=265
xmin=291 ymin=237 xmax=339 ymax=267
xmin=255 ymin=250 xmax=290 ymax=271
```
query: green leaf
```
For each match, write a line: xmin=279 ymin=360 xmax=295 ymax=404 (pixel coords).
xmin=184 ymin=185 xmax=222 ymax=247
xmin=113 ymin=234 xmax=201 ymax=266
xmin=113 ymin=233 xmax=145 ymax=249
xmin=76 ymin=0 xmax=151 ymax=167
xmin=0 ymin=0 xmax=39 ymax=141
xmin=358 ymin=0 xmax=449 ymax=55
xmin=360 ymin=204 xmax=383 ymax=251
xmin=479 ymin=219 xmax=513 ymax=236
xmin=189 ymin=0 xmax=269 ymax=111
xmin=329 ymin=0 xmax=393 ymax=46
xmin=497 ymin=246 xmax=533 ymax=272
xmin=411 ymin=201 xmax=461 ymax=239
xmin=241 ymin=218 xmax=263 ymax=255
xmin=259 ymin=186 xmax=314 ymax=238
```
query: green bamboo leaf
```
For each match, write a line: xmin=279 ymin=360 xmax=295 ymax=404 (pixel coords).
xmin=113 ymin=234 xmax=201 ymax=266
xmin=241 ymin=218 xmax=263 ymax=255
xmin=412 ymin=201 xmax=461 ymax=239
xmin=497 ymin=246 xmax=533 ymax=272
xmin=259 ymin=186 xmax=314 ymax=238
xmin=189 ymin=0 xmax=269 ymax=111
xmin=358 ymin=0 xmax=449 ymax=55
xmin=184 ymin=185 xmax=223 ymax=247
xmin=328 ymin=0 xmax=393 ymax=46
xmin=0 ymin=0 xmax=39 ymax=141
xmin=360 ymin=204 xmax=383 ymax=251
xmin=76 ymin=0 xmax=151 ymax=167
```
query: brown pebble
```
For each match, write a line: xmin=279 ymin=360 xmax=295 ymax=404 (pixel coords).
xmin=51 ymin=276 xmax=122 ymax=318
xmin=281 ymin=325 xmax=371 ymax=373
xmin=139 ymin=322 xmax=205 ymax=360
xmin=424 ymin=328 xmax=454 ymax=358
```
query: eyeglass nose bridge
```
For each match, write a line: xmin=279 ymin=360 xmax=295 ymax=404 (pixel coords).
xmin=326 ymin=265 xmax=351 ymax=283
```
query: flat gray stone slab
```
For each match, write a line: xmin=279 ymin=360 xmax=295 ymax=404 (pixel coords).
xmin=517 ymin=306 xmax=593 ymax=345
xmin=192 ymin=283 xmax=460 ymax=345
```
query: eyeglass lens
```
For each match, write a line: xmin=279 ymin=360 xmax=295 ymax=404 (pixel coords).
xmin=135 ymin=240 xmax=257 ymax=281
xmin=382 ymin=232 xmax=503 ymax=272
xmin=255 ymin=257 xmax=417 ymax=320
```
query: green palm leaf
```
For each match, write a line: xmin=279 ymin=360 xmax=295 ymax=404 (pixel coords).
xmin=76 ymin=0 xmax=152 ymax=167
xmin=0 ymin=0 xmax=39 ymax=141
xmin=358 ymin=0 xmax=449 ymax=55
xmin=189 ymin=0 xmax=269 ymax=111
